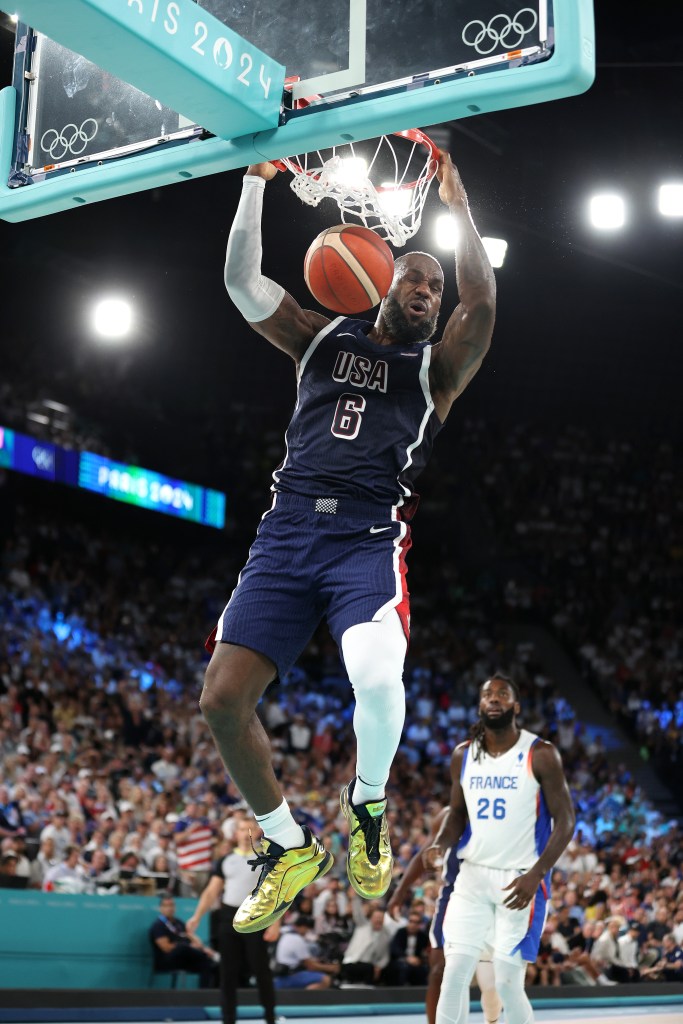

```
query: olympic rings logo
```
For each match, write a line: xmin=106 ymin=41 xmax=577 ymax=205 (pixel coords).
xmin=40 ymin=118 xmax=98 ymax=161
xmin=462 ymin=9 xmax=538 ymax=55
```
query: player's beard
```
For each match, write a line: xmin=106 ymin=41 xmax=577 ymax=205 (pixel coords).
xmin=481 ymin=707 xmax=516 ymax=731
xmin=382 ymin=295 xmax=438 ymax=344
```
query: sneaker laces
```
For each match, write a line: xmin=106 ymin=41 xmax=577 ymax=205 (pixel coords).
xmin=246 ymin=839 xmax=282 ymax=896
xmin=352 ymin=813 xmax=382 ymax=865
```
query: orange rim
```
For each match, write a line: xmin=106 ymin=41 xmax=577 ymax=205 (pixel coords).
xmin=272 ymin=128 xmax=440 ymax=190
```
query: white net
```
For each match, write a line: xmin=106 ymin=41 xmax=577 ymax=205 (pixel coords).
xmin=278 ymin=133 xmax=438 ymax=247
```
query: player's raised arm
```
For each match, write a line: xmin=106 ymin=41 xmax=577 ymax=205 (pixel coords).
xmin=224 ymin=162 xmax=330 ymax=362
xmin=429 ymin=153 xmax=496 ymax=419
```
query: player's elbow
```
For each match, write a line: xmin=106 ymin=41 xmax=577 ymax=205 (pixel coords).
xmin=224 ymin=264 xmax=284 ymax=323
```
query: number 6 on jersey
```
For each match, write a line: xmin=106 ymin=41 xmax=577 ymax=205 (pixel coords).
xmin=331 ymin=394 xmax=366 ymax=440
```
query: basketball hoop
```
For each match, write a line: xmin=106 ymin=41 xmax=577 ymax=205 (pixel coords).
xmin=273 ymin=129 xmax=440 ymax=248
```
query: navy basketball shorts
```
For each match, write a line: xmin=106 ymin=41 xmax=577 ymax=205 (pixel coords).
xmin=207 ymin=492 xmax=412 ymax=679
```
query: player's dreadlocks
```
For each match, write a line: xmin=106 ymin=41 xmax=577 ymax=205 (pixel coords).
xmin=470 ymin=672 xmax=520 ymax=762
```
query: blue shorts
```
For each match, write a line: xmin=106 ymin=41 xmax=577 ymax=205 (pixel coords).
xmin=207 ymin=492 xmax=411 ymax=679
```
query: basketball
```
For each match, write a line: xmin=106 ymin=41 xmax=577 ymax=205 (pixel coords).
xmin=304 ymin=224 xmax=395 ymax=314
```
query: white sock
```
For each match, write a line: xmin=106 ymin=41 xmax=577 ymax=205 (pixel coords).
xmin=352 ymin=774 xmax=386 ymax=806
xmin=255 ymin=798 xmax=305 ymax=850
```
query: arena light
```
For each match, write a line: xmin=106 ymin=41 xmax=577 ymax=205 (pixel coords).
xmin=482 ymin=237 xmax=508 ymax=268
xmin=42 ymin=399 xmax=70 ymax=414
xmin=435 ymin=213 xmax=460 ymax=250
xmin=589 ymin=193 xmax=626 ymax=230
xmin=92 ymin=297 xmax=133 ymax=340
xmin=330 ymin=156 xmax=368 ymax=189
xmin=377 ymin=184 xmax=412 ymax=219
xmin=658 ymin=183 xmax=683 ymax=217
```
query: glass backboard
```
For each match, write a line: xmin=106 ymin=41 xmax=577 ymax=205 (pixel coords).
xmin=0 ymin=0 xmax=595 ymax=222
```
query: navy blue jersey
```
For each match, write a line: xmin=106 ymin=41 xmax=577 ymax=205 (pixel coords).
xmin=273 ymin=316 xmax=443 ymax=513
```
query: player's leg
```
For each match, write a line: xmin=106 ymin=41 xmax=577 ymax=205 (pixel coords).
xmin=426 ymin=947 xmax=445 ymax=1024
xmin=339 ymin=609 xmax=406 ymax=897
xmin=202 ymin=643 xmax=331 ymax=934
xmin=436 ymin=946 xmax=480 ymax=1024
xmin=475 ymin=953 xmax=503 ymax=1024
xmin=218 ymin=905 xmax=243 ymax=1024
xmin=437 ymin=864 xmax=495 ymax=1024
xmin=427 ymin=881 xmax=451 ymax=1024
xmin=201 ymin=642 xmax=281 ymax=816
xmin=343 ymin=609 xmax=407 ymax=800
xmin=244 ymin=932 xmax=277 ymax=1024
xmin=491 ymin=958 xmax=533 ymax=1024
xmin=201 ymin=506 xmax=334 ymax=933
xmin=490 ymin=868 xmax=549 ymax=1024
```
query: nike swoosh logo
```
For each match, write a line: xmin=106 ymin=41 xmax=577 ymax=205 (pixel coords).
xmin=369 ymin=526 xmax=392 ymax=533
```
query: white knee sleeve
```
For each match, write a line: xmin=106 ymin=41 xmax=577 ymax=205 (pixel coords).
xmin=225 ymin=176 xmax=285 ymax=322
xmin=341 ymin=611 xmax=406 ymax=789
xmin=436 ymin=950 xmax=479 ymax=1024
xmin=493 ymin=958 xmax=533 ymax=1024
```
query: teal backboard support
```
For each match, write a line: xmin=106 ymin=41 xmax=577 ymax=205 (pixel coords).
xmin=0 ymin=0 xmax=595 ymax=222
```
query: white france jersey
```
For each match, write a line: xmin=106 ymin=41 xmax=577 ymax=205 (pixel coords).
xmin=458 ymin=729 xmax=552 ymax=872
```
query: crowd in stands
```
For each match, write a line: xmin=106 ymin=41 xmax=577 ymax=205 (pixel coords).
xmin=1 ymin=402 xmax=682 ymax=989
xmin=465 ymin=419 xmax=683 ymax=796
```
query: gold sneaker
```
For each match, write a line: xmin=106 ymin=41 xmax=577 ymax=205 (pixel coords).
xmin=233 ymin=826 xmax=332 ymax=934
xmin=340 ymin=781 xmax=393 ymax=899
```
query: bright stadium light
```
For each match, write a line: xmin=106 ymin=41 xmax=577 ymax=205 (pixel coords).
xmin=482 ymin=237 xmax=508 ymax=268
xmin=435 ymin=213 xmax=460 ymax=250
xmin=330 ymin=156 xmax=368 ymax=188
xmin=377 ymin=184 xmax=412 ymax=219
xmin=658 ymin=183 xmax=683 ymax=217
xmin=589 ymin=193 xmax=626 ymax=230
xmin=93 ymin=297 xmax=133 ymax=340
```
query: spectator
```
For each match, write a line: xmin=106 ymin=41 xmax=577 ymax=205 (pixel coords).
xmin=590 ymin=917 xmax=627 ymax=983
xmin=341 ymin=895 xmax=397 ymax=985
xmin=273 ymin=916 xmax=338 ymax=990
xmin=0 ymin=851 xmax=22 ymax=888
xmin=0 ymin=784 xmax=24 ymax=835
xmin=118 ymin=851 xmax=155 ymax=895
xmin=84 ymin=848 xmax=119 ymax=893
xmin=145 ymin=827 xmax=179 ymax=875
xmin=287 ymin=714 xmax=312 ymax=754
xmin=617 ymin=920 xmax=644 ymax=981
xmin=39 ymin=809 xmax=71 ymax=857
xmin=2 ymin=833 xmax=31 ymax=880
xmin=387 ymin=910 xmax=430 ymax=986
xmin=173 ymin=805 xmax=215 ymax=897
xmin=526 ymin=926 xmax=566 ymax=987
xmin=314 ymin=895 xmax=353 ymax=967
xmin=641 ymin=934 xmax=683 ymax=982
xmin=42 ymin=845 xmax=87 ymax=893
xmin=313 ymin=876 xmax=349 ymax=918
xmin=149 ymin=893 xmax=217 ymax=988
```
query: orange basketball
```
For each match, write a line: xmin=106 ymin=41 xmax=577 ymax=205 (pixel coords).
xmin=304 ymin=224 xmax=394 ymax=315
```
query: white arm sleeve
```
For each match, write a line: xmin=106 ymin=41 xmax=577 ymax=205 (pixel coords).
xmin=224 ymin=175 xmax=285 ymax=323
